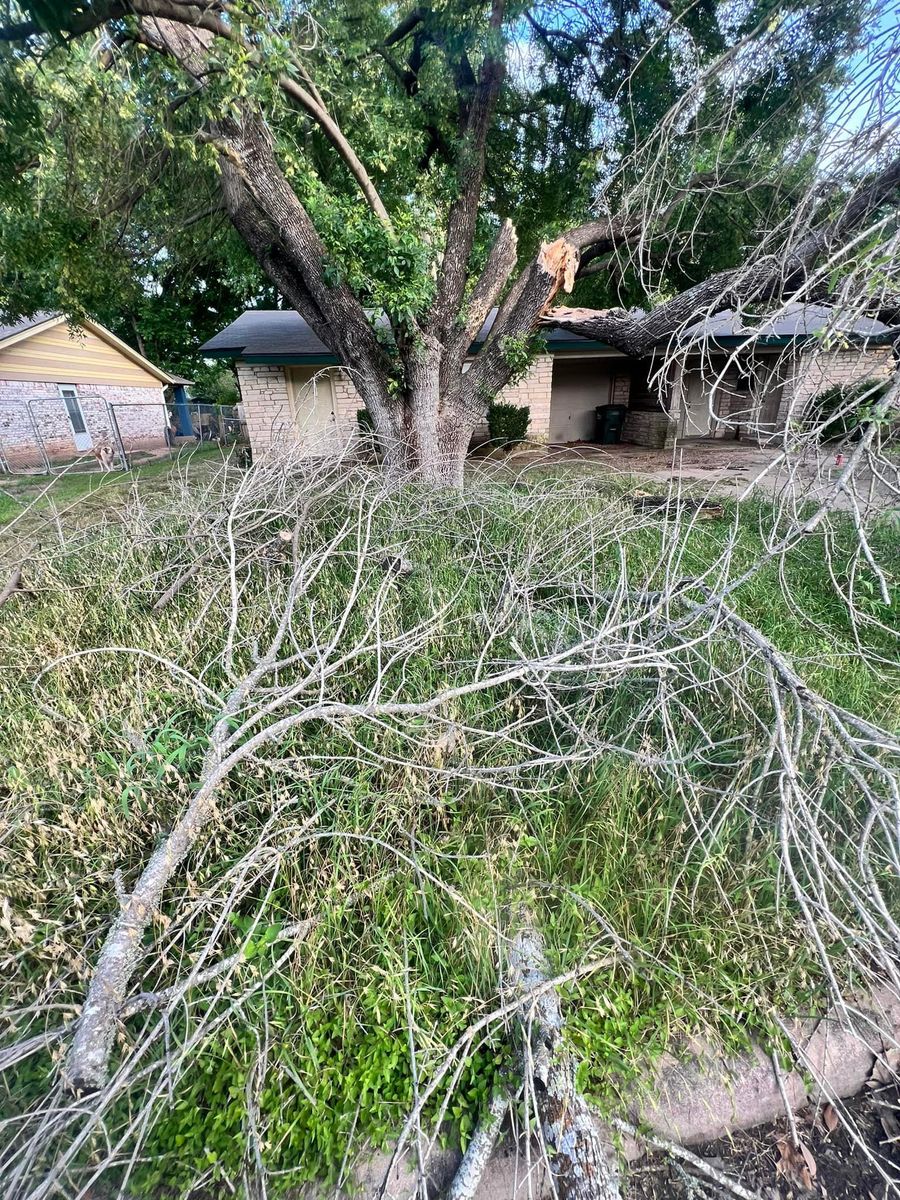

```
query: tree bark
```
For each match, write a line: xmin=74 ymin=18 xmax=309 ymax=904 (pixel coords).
xmin=508 ymin=916 xmax=622 ymax=1200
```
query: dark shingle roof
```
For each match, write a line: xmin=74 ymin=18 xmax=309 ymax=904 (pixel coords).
xmin=200 ymin=309 xmax=338 ymax=357
xmin=0 ymin=311 xmax=59 ymax=343
xmin=682 ymin=302 xmax=894 ymax=341
xmin=199 ymin=308 xmax=601 ymax=360
xmin=201 ymin=302 xmax=898 ymax=362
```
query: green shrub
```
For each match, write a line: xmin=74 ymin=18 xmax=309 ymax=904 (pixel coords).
xmin=356 ymin=407 xmax=382 ymax=458
xmin=487 ymin=401 xmax=530 ymax=447
xmin=808 ymin=376 xmax=892 ymax=442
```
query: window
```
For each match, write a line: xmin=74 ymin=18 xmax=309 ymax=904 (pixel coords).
xmin=58 ymin=385 xmax=86 ymax=435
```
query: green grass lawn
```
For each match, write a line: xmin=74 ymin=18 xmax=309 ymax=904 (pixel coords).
xmin=0 ymin=445 xmax=236 ymax=572
xmin=0 ymin=463 xmax=896 ymax=1195
xmin=3 ymin=444 xmax=230 ymax=504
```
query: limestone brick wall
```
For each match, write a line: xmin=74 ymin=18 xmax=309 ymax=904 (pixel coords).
xmin=0 ymin=379 xmax=166 ymax=467
xmin=611 ymin=373 xmax=631 ymax=406
xmin=777 ymin=346 xmax=894 ymax=427
xmin=331 ymin=370 xmax=364 ymax=441
xmin=622 ymin=410 xmax=672 ymax=448
xmin=236 ymin=355 xmax=556 ymax=457
xmin=235 ymin=363 xmax=294 ymax=452
xmin=496 ymin=355 xmax=553 ymax=439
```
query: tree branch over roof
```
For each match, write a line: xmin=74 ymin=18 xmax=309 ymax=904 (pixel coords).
xmin=543 ymin=155 xmax=900 ymax=356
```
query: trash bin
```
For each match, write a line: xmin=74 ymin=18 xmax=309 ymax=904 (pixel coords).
xmin=595 ymin=404 xmax=627 ymax=445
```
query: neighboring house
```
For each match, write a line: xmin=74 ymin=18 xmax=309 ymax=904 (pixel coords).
xmin=200 ymin=303 xmax=895 ymax=458
xmin=0 ymin=312 xmax=177 ymax=468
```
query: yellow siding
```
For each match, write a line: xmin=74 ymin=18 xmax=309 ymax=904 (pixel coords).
xmin=0 ymin=323 xmax=161 ymax=386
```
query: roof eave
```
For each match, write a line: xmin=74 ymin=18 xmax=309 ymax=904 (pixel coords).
xmin=0 ymin=313 xmax=66 ymax=352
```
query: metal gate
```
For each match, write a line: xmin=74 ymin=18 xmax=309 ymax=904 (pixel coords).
xmin=0 ymin=395 xmax=131 ymax=474
xmin=0 ymin=397 xmax=247 ymax=474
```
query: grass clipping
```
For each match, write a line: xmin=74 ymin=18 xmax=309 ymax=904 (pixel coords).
xmin=0 ymin=450 xmax=898 ymax=1198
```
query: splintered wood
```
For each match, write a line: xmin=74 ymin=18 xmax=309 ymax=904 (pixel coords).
xmin=538 ymin=237 xmax=580 ymax=306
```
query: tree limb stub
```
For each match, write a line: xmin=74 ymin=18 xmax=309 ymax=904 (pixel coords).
xmin=452 ymin=233 xmax=580 ymax=416
xmin=508 ymin=916 xmax=622 ymax=1200
xmin=538 ymin=237 xmax=580 ymax=302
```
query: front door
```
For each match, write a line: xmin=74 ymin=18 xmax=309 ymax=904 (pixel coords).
xmin=59 ymin=386 xmax=92 ymax=451
xmin=753 ymin=358 xmax=786 ymax=440
xmin=680 ymin=370 xmax=712 ymax=437
xmin=288 ymin=368 xmax=338 ymax=452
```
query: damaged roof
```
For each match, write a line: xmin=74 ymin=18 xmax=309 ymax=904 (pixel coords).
xmin=681 ymin=301 xmax=895 ymax=342
xmin=200 ymin=302 xmax=897 ymax=363
xmin=199 ymin=308 xmax=610 ymax=361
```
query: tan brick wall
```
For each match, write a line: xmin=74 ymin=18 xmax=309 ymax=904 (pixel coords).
xmin=235 ymin=363 xmax=293 ymax=451
xmin=331 ymin=369 xmax=364 ymax=440
xmin=496 ymin=354 xmax=553 ymax=439
xmin=778 ymin=345 xmax=894 ymax=426
xmin=623 ymin=410 xmax=671 ymax=448
xmin=611 ymin=373 xmax=631 ymax=405
xmin=233 ymin=343 xmax=897 ymax=459
xmin=236 ymin=355 xmax=556 ymax=456
xmin=660 ymin=348 xmax=894 ymax=445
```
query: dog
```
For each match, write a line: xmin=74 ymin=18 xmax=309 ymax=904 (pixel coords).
xmin=93 ymin=440 xmax=116 ymax=472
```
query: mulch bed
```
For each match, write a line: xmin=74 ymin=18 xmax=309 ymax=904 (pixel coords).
xmin=627 ymin=1091 xmax=900 ymax=1199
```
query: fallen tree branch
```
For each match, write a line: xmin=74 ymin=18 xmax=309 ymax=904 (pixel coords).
xmin=508 ymin=913 xmax=622 ymax=1200
xmin=150 ymin=558 xmax=203 ymax=611
xmin=118 ymin=917 xmax=317 ymax=1018
xmin=444 ymin=1090 xmax=510 ymax=1200
xmin=612 ymin=1119 xmax=764 ymax=1200
xmin=542 ymin=154 xmax=900 ymax=355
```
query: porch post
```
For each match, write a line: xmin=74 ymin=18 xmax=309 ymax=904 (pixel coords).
xmin=666 ymin=362 xmax=685 ymax=447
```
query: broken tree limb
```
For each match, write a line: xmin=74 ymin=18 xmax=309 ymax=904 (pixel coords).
xmin=0 ymin=565 xmax=23 ymax=607
xmin=65 ymin=767 xmax=224 ymax=1092
xmin=444 ymin=1090 xmax=510 ymax=1200
xmin=542 ymin=153 xmax=900 ymax=356
xmin=150 ymin=558 xmax=202 ymax=611
xmin=508 ymin=915 xmax=622 ymax=1200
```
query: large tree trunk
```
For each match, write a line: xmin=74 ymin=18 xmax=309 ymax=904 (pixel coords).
xmin=403 ymin=337 xmax=478 ymax=486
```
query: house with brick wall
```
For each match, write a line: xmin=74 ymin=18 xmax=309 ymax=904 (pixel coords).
xmin=200 ymin=303 xmax=895 ymax=459
xmin=0 ymin=312 xmax=177 ymax=469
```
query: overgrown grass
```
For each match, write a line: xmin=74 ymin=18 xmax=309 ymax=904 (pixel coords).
xmin=0 ymin=463 xmax=896 ymax=1195
xmin=0 ymin=488 xmax=22 ymax=526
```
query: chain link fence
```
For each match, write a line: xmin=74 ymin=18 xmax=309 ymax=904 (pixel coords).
xmin=0 ymin=396 xmax=247 ymax=475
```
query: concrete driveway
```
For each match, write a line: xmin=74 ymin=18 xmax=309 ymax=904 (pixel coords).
xmin=500 ymin=439 xmax=899 ymax=514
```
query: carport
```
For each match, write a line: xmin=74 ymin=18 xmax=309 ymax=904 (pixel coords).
xmin=548 ymin=355 xmax=623 ymax=443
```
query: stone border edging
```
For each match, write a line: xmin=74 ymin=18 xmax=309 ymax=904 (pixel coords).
xmin=345 ymin=985 xmax=900 ymax=1198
